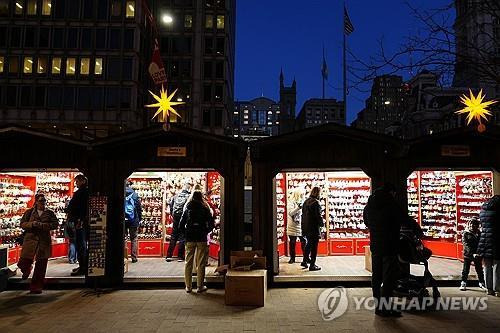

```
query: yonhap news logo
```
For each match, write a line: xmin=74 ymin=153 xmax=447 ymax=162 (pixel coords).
xmin=317 ymin=287 xmax=349 ymax=321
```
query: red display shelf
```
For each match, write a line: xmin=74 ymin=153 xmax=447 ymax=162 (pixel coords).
xmin=7 ymin=246 xmax=19 ymax=265
xmin=423 ymin=240 xmax=458 ymax=259
xmin=318 ymin=240 xmax=328 ymax=256
xmin=457 ymin=243 xmax=464 ymax=260
xmin=161 ymin=242 xmax=181 ymax=258
xmin=209 ymin=242 xmax=220 ymax=259
xmin=329 ymin=240 xmax=354 ymax=255
xmin=278 ymin=241 xmax=286 ymax=257
xmin=355 ymin=239 xmax=370 ymax=255
xmin=51 ymin=241 xmax=69 ymax=258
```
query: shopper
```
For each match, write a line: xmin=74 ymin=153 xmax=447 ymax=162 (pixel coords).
xmin=64 ymin=218 xmax=78 ymax=264
xmin=477 ymin=195 xmax=500 ymax=296
xmin=301 ymin=186 xmax=323 ymax=271
xmin=17 ymin=194 xmax=58 ymax=294
xmin=124 ymin=181 xmax=142 ymax=263
xmin=460 ymin=218 xmax=486 ymax=291
xmin=363 ymin=183 xmax=406 ymax=317
xmin=66 ymin=174 xmax=89 ymax=276
xmin=165 ymin=180 xmax=192 ymax=262
xmin=180 ymin=191 xmax=215 ymax=293
xmin=287 ymin=189 xmax=307 ymax=264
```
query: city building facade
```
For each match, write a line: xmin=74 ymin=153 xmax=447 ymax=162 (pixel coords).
xmin=278 ymin=70 xmax=296 ymax=134
xmin=232 ymin=97 xmax=280 ymax=139
xmin=295 ymin=98 xmax=345 ymax=129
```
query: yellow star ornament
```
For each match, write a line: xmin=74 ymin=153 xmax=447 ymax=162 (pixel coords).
xmin=146 ymin=85 xmax=185 ymax=123
xmin=456 ymin=89 xmax=497 ymax=132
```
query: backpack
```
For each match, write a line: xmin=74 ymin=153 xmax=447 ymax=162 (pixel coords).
xmin=124 ymin=193 xmax=136 ymax=221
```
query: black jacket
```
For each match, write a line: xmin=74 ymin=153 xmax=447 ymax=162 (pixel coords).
xmin=462 ymin=229 xmax=481 ymax=260
xmin=179 ymin=200 xmax=215 ymax=242
xmin=478 ymin=195 xmax=500 ymax=260
xmin=66 ymin=185 xmax=89 ymax=224
xmin=125 ymin=186 xmax=142 ymax=227
xmin=301 ymin=197 xmax=323 ymax=237
xmin=363 ymin=188 xmax=406 ymax=256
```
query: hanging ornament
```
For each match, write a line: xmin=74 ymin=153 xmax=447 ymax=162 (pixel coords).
xmin=455 ymin=89 xmax=496 ymax=133
xmin=145 ymin=85 xmax=185 ymax=125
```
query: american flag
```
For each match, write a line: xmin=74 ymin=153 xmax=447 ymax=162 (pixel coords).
xmin=344 ymin=7 xmax=355 ymax=35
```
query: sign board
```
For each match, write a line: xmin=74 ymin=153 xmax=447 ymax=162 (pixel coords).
xmin=88 ymin=196 xmax=107 ymax=277
xmin=157 ymin=147 xmax=187 ymax=157
xmin=441 ymin=145 xmax=471 ymax=157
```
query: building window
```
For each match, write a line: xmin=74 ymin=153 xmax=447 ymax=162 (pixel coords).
xmin=111 ymin=0 xmax=121 ymax=16
xmin=42 ymin=0 xmax=51 ymax=15
xmin=66 ymin=58 xmax=76 ymax=75
xmin=27 ymin=0 xmax=36 ymax=15
xmin=204 ymin=61 xmax=212 ymax=79
xmin=205 ymin=15 xmax=213 ymax=28
xmin=216 ymin=15 xmax=224 ymax=29
xmin=215 ymin=61 xmax=223 ymax=78
xmin=51 ymin=57 xmax=61 ymax=74
xmin=214 ymin=85 xmax=223 ymax=102
xmin=204 ymin=37 xmax=213 ymax=54
xmin=23 ymin=57 xmax=33 ymax=74
xmin=126 ymin=1 xmax=135 ymax=18
xmin=216 ymin=37 xmax=224 ymax=55
xmin=202 ymin=109 xmax=211 ymax=126
xmin=37 ymin=57 xmax=47 ymax=74
xmin=15 ymin=1 xmax=23 ymax=15
xmin=185 ymin=14 xmax=193 ymax=28
xmin=25 ymin=27 xmax=35 ymax=47
xmin=94 ymin=57 xmax=103 ymax=75
xmin=214 ymin=108 xmax=223 ymax=126
xmin=11 ymin=27 xmax=21 ymax=47
xmin=203 ymin=85 xmax=212 ymax=102
xmin=0 ymin=56 xmax=3 ymax=73
xmin=39 ymin=27 xmax=50 ymax=47
xmin=80 ymin=58 xmax=90 ymax=75
xmin=0 ymin=0 xmax=9 ymax=16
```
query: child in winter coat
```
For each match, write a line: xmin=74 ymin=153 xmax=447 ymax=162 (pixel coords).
xmin=460 ymin=218 xmax=486 ymax=291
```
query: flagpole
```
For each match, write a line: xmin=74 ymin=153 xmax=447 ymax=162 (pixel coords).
xmin=343 ymin=1 xmax=347 ymax=123
xmin=322 ymin=46 xmax=326 ymax=100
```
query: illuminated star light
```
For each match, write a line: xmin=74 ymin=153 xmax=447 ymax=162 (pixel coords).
xmin=456 ymin=89 xmax=497 ymax=132
xmin=146 ymin=85 xmax=184 ymax=123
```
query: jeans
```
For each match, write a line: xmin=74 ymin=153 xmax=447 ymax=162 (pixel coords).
xmin=75 ymin=227 xmax=88 ymax=273
xmin=18 ymin=257 xmax=48 ymax=292
xmin=462 ymin=257 xmax=485 ymax=284
xmin=483 ymin=259 xmax=500 ymax=293
xmin=68 ymin=241 xmax=78 ymax=263
xmin=126 ymin=226 xmax=138 ymax=260
xmin=303 ymin=235 xmax=319 ymax=266
xmin=166 ymin=224 xmax=185 ymax=259
xmin=371 ymin=254 xmax=399 ymax=310
xmin=288 ymin=236 xmax=306 ymax=261
xmin=185 ymin=242 xmax=209 ymax=290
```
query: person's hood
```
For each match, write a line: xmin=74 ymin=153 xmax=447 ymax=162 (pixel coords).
xmin=482 ymin=195 xmax=500 ymax=212
xmin=125 ymin=187 xmax=135 ymax=196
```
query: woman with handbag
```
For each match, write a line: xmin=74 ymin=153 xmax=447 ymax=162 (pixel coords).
xmin=17 ymin=193 xmax=58 ymax=294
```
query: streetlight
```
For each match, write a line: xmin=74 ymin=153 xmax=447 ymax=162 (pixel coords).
xmin=162 ymin=14 xmax=173 ymax=24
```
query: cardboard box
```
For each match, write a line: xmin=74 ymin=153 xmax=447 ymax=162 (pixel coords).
xmin=230 ymin=256 xmax=266 ymax=270
xmin=230 ymin=250 xmax=263 ymax=258
xmin=225 ymin=269 xmax=267 ymax=307
xmin=365 ymin=246 xmax=372 ymax=272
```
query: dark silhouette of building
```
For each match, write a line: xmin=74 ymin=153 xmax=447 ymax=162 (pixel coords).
xmin=152 ymin=0 xmax=236 ymax=135
xmin=295 ymin=98 xmax=345 ymax=129
xmin=233 ymin=97 xmax=280 ymax=139
xmin=279 ymin=69 xmax=296 ymax=134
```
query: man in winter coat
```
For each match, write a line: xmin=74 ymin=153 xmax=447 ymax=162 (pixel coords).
xmin=301 ymin=186 xmax=323 ymax=271
xmin=66 ymin=175 xmax=89 ymax=276
xmin=179 ymin=191 xmax=215 ymax=293
xmin=124 ymin=181 xmax=142 ymax=263
xmin=363 ymin=183 xmax=406 ymax=317
xmin=18 ymin=194 xmax=58 ymax=293
xmin=165 ymin=180 xmax=193 ymax=262
xmin=460 ymin=218 xmax=486 ymax=291
xmin=478 ymin=195 xmax=500 ymax=296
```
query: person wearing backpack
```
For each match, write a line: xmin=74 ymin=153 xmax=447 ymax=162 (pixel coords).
xmin=165 ymin=180 xmax=193 ymax=262
xmin=180 ymin=191 xmax=215 ymax=293
xmin=124 ymin=181 xmax=142 ymax=263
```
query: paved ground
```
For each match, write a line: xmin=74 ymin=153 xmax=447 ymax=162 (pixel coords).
xmin=0 ymin=287 xmax=499 ymax=332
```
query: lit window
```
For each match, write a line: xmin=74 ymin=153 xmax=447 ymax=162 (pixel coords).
xmin=111 ymin=0 xmax=121 ymax=16
xmin=243 ymin=121 xmax=248 ymax=125
xmin=95 ymin=58 xmax=103 ymax=75
xmin=0 ymin=1 xmax=8 ymax=16
xmin=66 ymin=58 xmax=76 ymax=75
xmin=15 ymin=1 xmax=23 ymax=15
xmin=126 ymin=1 xmax=135 ymax=18
xmin=42 ymin=0 xmax=51 ymax=15
xmin=184 ymin=14 xmax=193 ymax=28
xmin=23 ymin=57 xmax=33 ymax=74
xmin=27 ymin=0 xmax=36 ymax=15
xmin=80 ymin=58 xmax=90 ymax=75
xmin=205 ymin=15 xmax=213 ymax=28
xmin=0 ymin=57 xmax=3 ymax=73
xmin=37 ymin=57 xmax=47 ymax=74
xmin=216 ymin=15 xmax=224 ymax=29
xmin=52 ymin=57 xmax=61 ymax=74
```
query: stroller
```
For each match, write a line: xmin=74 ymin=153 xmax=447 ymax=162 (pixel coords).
xmin=393 ymin=219 xmax=441 ymax=308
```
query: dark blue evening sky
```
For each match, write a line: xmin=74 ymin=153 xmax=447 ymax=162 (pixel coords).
xmin=235 ymin=0 xmax=451 ymax=124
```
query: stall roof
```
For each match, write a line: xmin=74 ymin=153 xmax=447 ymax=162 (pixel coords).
xmin=0 ymin=125 xmax=88 ymax=147
xmin=405 ymin=125 xmax=500 ymax=145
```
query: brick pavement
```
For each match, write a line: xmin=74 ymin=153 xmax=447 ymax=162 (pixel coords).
xmin=0 ymin=287 xmax=499 ymax=333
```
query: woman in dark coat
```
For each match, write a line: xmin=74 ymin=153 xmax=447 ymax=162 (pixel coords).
xmin=478 ymin=195 xmax=500 ymax=296
xmin=18 ymin=193 xmax=59 ymax=294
